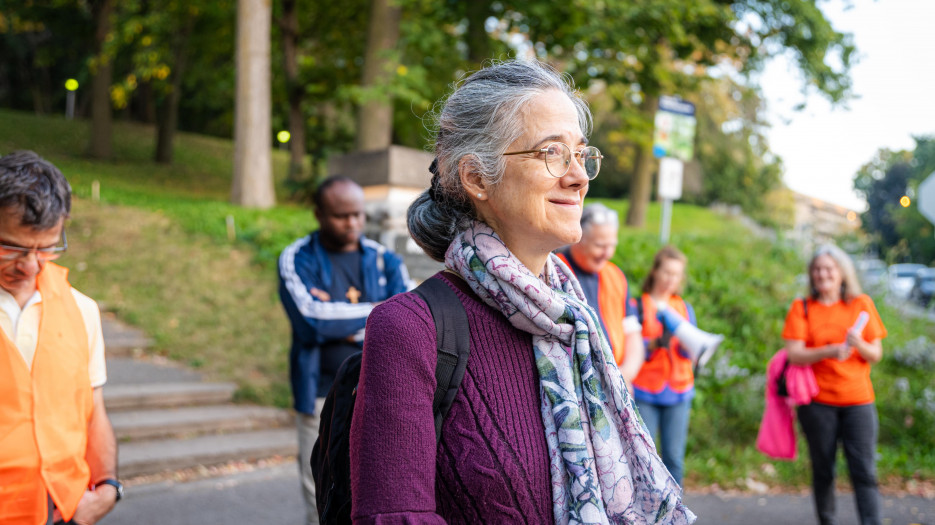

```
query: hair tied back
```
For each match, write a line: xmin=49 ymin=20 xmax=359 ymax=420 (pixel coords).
xmin=428 ymin=158 xmax=442 ymax=202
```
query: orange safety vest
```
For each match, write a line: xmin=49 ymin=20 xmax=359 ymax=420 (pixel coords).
xmin=0 ymin=263 xmax=93 ymax=524
xmin=632 ymin=294 xmax=694 ymax=395
xmin=556 ymin=252 xmax=630 ymax=366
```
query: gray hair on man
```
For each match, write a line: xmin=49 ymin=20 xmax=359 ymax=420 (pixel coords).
xmin=580 ymin=203 xmax=619 ymax=234
xmin=0 ymin=150 xmax=72 ymax=229
xmin=408 ymin=60 xmax=593 ymax=262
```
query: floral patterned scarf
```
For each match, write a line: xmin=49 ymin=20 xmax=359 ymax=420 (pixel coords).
xmin=445 ymin=222 xmax=695 ymax=525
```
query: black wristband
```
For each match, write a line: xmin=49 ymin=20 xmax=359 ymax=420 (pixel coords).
xmin=95 ymin=478 xmax=124 ymax=502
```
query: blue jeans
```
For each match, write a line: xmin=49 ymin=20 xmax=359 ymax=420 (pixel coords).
xmin=635 ymin=398 xmax=691 ymax=486
xmin=797 ymin=402 xmax=881 ymax=525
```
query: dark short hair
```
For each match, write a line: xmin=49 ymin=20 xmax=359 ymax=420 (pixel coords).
xmin=0 ymin=150 xmax=72 ymax=229
xmin=312 ymin=175 xmax=359 ymax=212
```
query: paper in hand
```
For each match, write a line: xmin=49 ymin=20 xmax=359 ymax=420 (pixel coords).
xmin=851 ymin=311 xmax=869 ymax=335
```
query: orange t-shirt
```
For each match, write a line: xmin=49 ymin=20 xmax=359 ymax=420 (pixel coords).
xmin=781 ymin=294 xmax=887 ymax=406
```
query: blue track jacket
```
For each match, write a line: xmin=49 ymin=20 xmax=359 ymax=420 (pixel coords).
xmin=278 ymin=232 xmax=411 ymax=413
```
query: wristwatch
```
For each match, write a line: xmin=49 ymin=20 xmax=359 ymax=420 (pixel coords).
xmin=95 ymin=478 xmax=124 ymax=502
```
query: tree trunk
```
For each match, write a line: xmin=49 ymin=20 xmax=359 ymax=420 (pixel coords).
xmin=355 ymin=0 xmax=401 ymax=152
xmin=89 ymin=0 xmax=114 ymax=160
xmin=154 ymin=82 xmax=181 ymax=164
xmin=155 ymin=22 xmax=193 ymax=164
xmin=280 ymin=0 xmax=305 ymax=181
xmin=465 ymin=1 xmax=491 ymax=63
xmin=625 ymin=94 xmax=659 ymax=227
xmin=136 ymin=81 xmax=157 ymax=123
xmin=231 ymin=0 xmax=275 ymax=208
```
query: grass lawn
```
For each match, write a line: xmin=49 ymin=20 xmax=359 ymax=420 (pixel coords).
xmin=3 ymin=109 xmax=933 ymax=492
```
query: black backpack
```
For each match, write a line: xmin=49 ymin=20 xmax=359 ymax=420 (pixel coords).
xmin=310 ymin=276 xmax=471 ymax=524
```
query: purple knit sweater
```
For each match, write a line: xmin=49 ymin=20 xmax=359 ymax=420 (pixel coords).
xmin=350 ymin=272 xmax=554 ymax=524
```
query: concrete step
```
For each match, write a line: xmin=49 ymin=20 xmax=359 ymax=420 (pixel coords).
xmin=104 ymin=382 xmax=237 ymax=411
xmin=106 ymin=357 xmax=203 ymax=386
xmin=119 ymin=428 xmax=299 ymax=478
xmin=111 ymin=404 xmax=293 ymax=441
xmin=101 ymin=313 xmax=154 ymax=357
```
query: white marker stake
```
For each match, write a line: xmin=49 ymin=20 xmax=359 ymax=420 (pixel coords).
xmin=226 ymin=215 xmax=236 ymax=242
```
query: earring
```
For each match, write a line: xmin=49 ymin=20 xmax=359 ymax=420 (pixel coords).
xmin=477 ymin=193 xmax=483 ymax=198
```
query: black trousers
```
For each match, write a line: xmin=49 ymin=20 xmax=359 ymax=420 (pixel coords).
xmin=797 ymin=402 xmax=881 ymax=525
xmin=317 ymin=341 xmax=362 ymax=397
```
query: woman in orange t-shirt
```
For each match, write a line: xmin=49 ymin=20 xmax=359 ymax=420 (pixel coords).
xmin=782 ymin=244 xmax=886 ymax=525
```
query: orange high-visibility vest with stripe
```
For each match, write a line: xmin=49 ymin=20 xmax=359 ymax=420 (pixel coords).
xmin=0 ymin=263 xmax=93 ymax=524
xmin=632 ymin=293 xmax=694 ymax=394
xmin=556 ymin=252 xmax=630 ymax=366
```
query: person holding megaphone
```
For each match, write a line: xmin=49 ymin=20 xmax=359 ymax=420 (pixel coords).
xmin=631 ymin=245 xmax=723 ymax=487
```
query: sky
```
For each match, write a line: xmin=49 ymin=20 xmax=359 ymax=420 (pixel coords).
xmin=758 ymin=0 xmax=935 ymax=211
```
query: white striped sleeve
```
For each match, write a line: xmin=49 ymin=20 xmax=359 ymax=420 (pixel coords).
xmin=280 ymin=237 xmax=375 ymax=321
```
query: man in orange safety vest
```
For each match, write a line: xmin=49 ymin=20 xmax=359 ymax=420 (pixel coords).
xmin=0 ymin=151 xmax=121 ymax=525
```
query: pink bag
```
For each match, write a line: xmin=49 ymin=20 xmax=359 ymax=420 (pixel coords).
xmin=756 ymin=349 xmax=818 ymax=460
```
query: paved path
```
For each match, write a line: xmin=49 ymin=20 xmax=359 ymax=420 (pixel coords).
xmin=98 ymin=316 xmax=935 ymax=525
xmin=100 ymin=463 xmax=307 ymax=525
xmin=99 ymin=461 xmax=934 ymax=525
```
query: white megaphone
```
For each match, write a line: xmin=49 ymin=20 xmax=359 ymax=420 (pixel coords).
xmin=656 ymin=308 xmax=724 ymax=374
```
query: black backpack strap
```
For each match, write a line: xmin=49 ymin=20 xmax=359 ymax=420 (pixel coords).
xmin=636 ymin=295 xmax=644 ymax=325
xmin=413 ymin=276 xmax=471 ymax=443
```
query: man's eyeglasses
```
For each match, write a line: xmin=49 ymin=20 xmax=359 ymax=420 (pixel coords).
xmin=502 ymin=143 xmax=603 ymax=180
xmin=0 ymin=229 xmax=68 ymax=262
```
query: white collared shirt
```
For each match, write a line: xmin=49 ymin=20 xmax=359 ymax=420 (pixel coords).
xmin=0 ymin=287 xmax=107 ymax=387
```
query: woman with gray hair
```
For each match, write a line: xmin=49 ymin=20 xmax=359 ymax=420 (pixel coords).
xmin=782 ymin=244 xmax=887 ymax=525
xmin=349 ymin=60 xmax=693 ymax=524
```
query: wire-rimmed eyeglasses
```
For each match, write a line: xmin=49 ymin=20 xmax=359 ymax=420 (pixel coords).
xmin=0 ymin=229 xmax=68 ymax=262
xmin=502 ymin=142 xmax=603 ymax=180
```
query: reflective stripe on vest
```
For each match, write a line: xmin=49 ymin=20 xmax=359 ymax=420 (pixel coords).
xmin=632 ymin=293 xmax=694 ymax=394
xmin=0 ymin=263 xmax=93 ymax=524
xmin=556 ymin=253 xmax=629 ymax=366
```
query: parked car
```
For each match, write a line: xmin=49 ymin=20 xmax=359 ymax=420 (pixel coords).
xmin=910 ymin=268 xmax=935 ymax=307
xmin=856 ymin=258 xmax=887 ymax=292
xmin=888 ymin=263 xmax=926 ymax=299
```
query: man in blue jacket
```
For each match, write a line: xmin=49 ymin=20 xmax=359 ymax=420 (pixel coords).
xmin=278 ymin=175 xmax=411 ymax=523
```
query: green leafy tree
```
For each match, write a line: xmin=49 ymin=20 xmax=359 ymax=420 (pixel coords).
xmin=268 ymin=0 xmax=369 ymax=197
xmin=693 ymin=79 xmax=783 ymax=217
xmin=501 ymin=0 xmax=855 ymax=226
xmin=852 ymin=143 xmax=935 ymax=263
xmin=0 ymin=2 xmax=95 ymax=114
xmin=112 ymin=0 xmax=235 ymax=164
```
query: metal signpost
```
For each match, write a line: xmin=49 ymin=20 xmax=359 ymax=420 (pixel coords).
xmin=652 ymin=95 xmax=696 ymax=243
xmin=658 ymin=157 xmax=684 ymax=243
xmin=65 ymin=79 xmax=78 ymax=120
xmin=917 ymin=170 xmax=935 ymax=227
xmin=276 ymin=130 xmax=290 ymax=150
